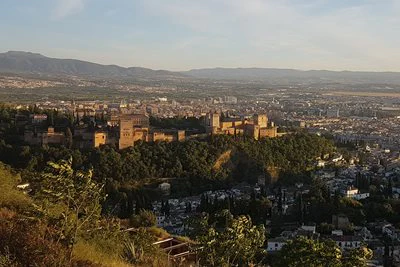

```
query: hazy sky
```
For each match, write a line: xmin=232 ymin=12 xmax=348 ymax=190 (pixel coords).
xmin=1 ymin=0 xmax=399 ymax=71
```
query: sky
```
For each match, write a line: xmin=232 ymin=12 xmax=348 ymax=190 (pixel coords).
xmin=1 ymin=0 xmax=399 ymax=71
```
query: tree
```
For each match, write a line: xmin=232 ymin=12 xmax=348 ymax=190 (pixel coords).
xmin=48 ymin=110 xmax=55 ymax=126
xmin=0 ymin=211 xmax=69 ymax=267
xmin=197 ymin=214 xmax=266 ymax=266
xmin=319 ymin=223 xmax=335 ymax=235
xmin=65 ymin=127 xmax=73 ymax=149
xmin=275 ymin=237 xmax=372 ymax=267
xmin=32 ymin=159 xmax=105 ymax=262
xmin=130 ymin=209 xmax=157 ymax=228
xmin=343 ymin=247 xmax=373 ymax=267
xmin=164 ymin=200 xmax=170 ymax=216
xmin=251 ymin=197 xmax=272 ymax=224
xmin=212 ymin=209 xmax=233 ymax=228
xmin=338 ymin=197 xmax=365 ymax=225
xmin=185 ymin=202 xmax=192 ymax=213
xmin=276 ymin=237 xmax=342 ymax=267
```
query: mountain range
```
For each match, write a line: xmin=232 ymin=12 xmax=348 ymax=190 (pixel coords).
xmin=0 ymin=51 xmax=181 ymax=79
xmin=2 ymin=51 xmax=400 ymax=84
xmin=185 ymin=68 xmax=400 ymax=84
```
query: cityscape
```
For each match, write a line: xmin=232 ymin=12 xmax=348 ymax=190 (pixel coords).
xmin=2 ymin=0 xmax=400 ymax=267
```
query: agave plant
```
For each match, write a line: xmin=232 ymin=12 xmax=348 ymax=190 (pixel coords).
xmin=122 ymin=241 xmax=143 ymax=264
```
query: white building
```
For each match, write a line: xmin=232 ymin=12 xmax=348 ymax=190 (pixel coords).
xmin=156 ymin=214 xmax=166 ymax=226
xmin=317 ymin=160 xmax=326 ymax=167
xmin=301 ymin=225 xmax=316 ymax=234
xmin=331 ymin=236 xmax=362 ymax=250
xmin=332 ymin=155 xmax=343 ymax=163
xmin=342 ymin=186 xmax=369 ymax=200
xmin=158 ymin=182 xmax=171 ymax=196
xmin=342 ymin=186 xmax=359 ymax=197
xmin=332 ymin=230 xmax=343 ymax=236
xmin=352 ymin=192 xmax=370 ymax=200
xmin=267 ymin=237 xmax=288 ymax=252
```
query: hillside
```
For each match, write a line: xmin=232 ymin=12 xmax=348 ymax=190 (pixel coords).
xmin=2 ymin=51 xmax=400 ymax=84
xmin=0 ymin=51 xmax=184 ymax=79
xmin=184 ymin=67 xmax=400 ymax=84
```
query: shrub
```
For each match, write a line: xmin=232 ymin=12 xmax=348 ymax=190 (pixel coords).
xmin=0 ymin=163 xmax=31 ymax=211
xmin=130 ymin=210 xmax=157 ymax=228
xmin=73 ymin=240 xmax=130 ymax=267
xmin=0 ymin=214 xmax=69 ymax=267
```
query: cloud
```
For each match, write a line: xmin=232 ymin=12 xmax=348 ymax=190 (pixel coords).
xmin=105 ymin=8 xmax=118 ymax=17
xmin=52 ymin=0 xmax=85 ymax=19
xmin=21 ymin=0 xmax=399 ymax=70
xmin=139 ymin=0 xmax=400 ymax=71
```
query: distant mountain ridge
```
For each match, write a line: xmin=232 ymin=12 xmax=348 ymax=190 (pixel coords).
xmin=0 ymin=51 xmax=182 ymax=79
xmin=2 ymin=51 xmax=400 ymax=84
xmin=184 ymin=67 xmax=400 ymax=84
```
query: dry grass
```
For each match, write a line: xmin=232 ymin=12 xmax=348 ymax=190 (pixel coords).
xmin=0 ymin=164 xmax=32 ymax=210
xmin=147 ymin=226 xmax=170 ymax=240
xmin=73 ymin=240 xmax=132 ymax=267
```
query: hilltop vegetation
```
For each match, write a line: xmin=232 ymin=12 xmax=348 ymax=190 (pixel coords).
xmin=0 ymin=124 xmax=340 ymax=266
xmin=0 ymin=133 xmax=334 ymax=184
xmin=0 ymin=133 xmax=335 ymax=218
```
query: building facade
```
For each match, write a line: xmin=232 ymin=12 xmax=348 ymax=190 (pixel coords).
xmin=204 ymin=112 xmax=278 ymax=139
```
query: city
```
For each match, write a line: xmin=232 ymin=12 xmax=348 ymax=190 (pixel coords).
xmin=2 ymin=0 xmax=400 ymax=266
xmin=2 ymin=75 xmax=400 ymax=266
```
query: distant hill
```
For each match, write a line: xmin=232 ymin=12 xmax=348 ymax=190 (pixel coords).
xmin=184 ymin=67 xmax=400 ymax=84
xmin=0 ymin=51 xmax=184 ymax=79
xmin=2 ymin=51 xmax=400 ymax=84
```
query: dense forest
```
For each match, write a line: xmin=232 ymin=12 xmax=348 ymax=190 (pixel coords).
xmin=0 ymin=132 xmax=335 ymax=217
xmin=0 ymin=105 xmax=335 ymax=194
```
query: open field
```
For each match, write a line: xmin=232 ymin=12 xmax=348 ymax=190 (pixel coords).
xmin=324 ymin=91 xmax=400 ymax=97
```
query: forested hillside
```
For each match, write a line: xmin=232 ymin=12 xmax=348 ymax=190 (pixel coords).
xmin=0 ymin=118 xmax=340 ymax=266
xmin=0 ymin=133 xmax=335 ymax=218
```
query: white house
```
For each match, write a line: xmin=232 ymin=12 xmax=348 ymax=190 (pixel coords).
xmin=267 ymin=237 xmax=288 ymax=252
xmin=301 ymin=225 xmax=316 ymax=234
xmin=158 ymin=182 xmax=171 ymax=195
xmin=342 ymin=186 xmax=359 ymax=197
xmin=317 ymin=160 xmax=326 ymax=167
xmin=352 ymin=192 xmax=370 ymax=200
xmin=331 ymin=236 xmax=362 ymax=250
xmin=382 ymin=225 xmax=400 ymax=240
xmin=332 ymin=230 xmax=343 ymax=236
xmin=355 ymin=227 xmax=373 ymax=241
xmin=156 ymin=214 xmax=166 ymax=226
xmin=332 ymin=154 xmax=343 ymax=163
xmin=16 ymin=183 xmax=30 ymax=190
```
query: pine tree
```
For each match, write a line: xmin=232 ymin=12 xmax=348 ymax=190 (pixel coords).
xmin=160 ymin=200 xmax=165 ymax=215
xmin=165 ymin=200 xmax=170 ymax=217
xmin=65 ymin=127 xmax=73 ymax=149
